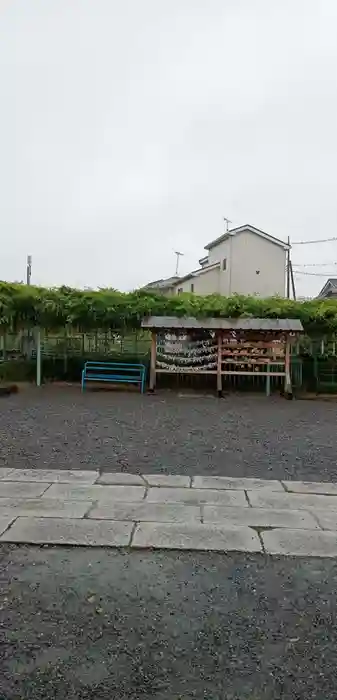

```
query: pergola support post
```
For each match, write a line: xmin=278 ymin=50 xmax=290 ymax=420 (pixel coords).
xmin=266 ymin=364 xmax=271 ymax=396
xmin=217 ymin=332 xmax=223 ymax=397
xmin=284 ymin=338 xmax=292 ymax=399
xmin=149 ymin=331 xmax=157 ymax=392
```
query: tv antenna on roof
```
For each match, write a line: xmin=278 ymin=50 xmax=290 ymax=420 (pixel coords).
xmin=174 ymin=251 xmax=184 ymax=276
xmin=26 ymin=255 xmax=32 ymax=285
xmin=223 ymin=216 xmax=232 ymax=232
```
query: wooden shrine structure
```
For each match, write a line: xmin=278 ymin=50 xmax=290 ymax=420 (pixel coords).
xmin=141 ymin=316 xmax=304 ymax=397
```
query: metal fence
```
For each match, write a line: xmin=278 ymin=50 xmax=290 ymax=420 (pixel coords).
xmin=0 ymin=330 xmax=151 ymax=361
xmin=1 ymin=330 xmax=337 ymax=393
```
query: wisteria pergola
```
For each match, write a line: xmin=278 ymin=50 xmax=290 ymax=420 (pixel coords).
xmin=141 ymin=316 xmax=303 ymax=397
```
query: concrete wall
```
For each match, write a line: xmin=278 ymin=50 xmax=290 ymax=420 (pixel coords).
xmin=230 ymin=231 xmax=286 ymax=296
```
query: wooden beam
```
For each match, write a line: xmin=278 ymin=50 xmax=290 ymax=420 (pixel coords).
xmin=217 ymin=333 xmax=223 ymax=397
xmin=149 ymin=331 xmax=157 ymax=391
xmin=222 ymin=370 xmax=285 ymax=377
xmin=266 ymin=363 xmax=271 ymax=396
xmin=284 ymin=338 xmax=292 ymax=396
xmin=155 ymin=369 xmax=217 ymax=375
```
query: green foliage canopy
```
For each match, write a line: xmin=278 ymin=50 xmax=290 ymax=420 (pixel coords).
xmin=0 ymin=281 xmax=337 ymax=334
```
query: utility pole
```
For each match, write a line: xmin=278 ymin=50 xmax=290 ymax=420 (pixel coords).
xmin=174 ymin=251 xmax=184 ymax=276
xmin=223 ymin=217 xmax=233 ymax=294
xmin=286 ymin=237 xmax=296 ymax=299
xmin=286 ymin=237 xmax=290 ymax=299
xmin=224 ymin=216 xmax=232 ymax=232
xmin=26 ymin=255 xmax=32 ymax=286
xmin=290 ymin=260 xmax=296 ymax=300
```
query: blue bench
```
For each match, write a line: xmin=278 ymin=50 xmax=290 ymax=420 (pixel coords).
xmin=81 ymin=361 xmax=146 ymax=393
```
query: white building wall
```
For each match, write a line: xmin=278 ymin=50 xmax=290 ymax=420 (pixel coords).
xmin=175 ymin=266 xmax=220 ymax=295
xmin=230 ymin=231 xmax=286 ymax=296
xmin=173 ymin=229 xmax=287 ymax=298
xmin=207 ymin=238 xmax=229 ymax=266
xmin=207 ymin=238 xmax=231 ymax=295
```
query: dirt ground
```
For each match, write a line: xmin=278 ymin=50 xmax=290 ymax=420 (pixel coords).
xmin=1 ymin=545 xmax=337 ymax=700
xmin=0 ymin=386 xmax=336 ymax=481
xmin=1 ymin=388 xmax=337 ymax=699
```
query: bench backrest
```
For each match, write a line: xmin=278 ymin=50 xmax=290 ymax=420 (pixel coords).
xmin=83 ymin=361 xmax=145 ymax=377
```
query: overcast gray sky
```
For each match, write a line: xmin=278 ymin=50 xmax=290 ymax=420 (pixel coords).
xmin=1 ymin=0 xmax=337 ymax=297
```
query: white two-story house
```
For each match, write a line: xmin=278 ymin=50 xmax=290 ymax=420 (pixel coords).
xmin=173 ymin=224 xmax=289 ymax=297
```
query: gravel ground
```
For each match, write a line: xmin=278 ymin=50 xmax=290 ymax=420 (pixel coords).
xmin=0 ymin=545 xmax=336 ymax=699
xmin=0 ymin=387 xmax=336 ymax=481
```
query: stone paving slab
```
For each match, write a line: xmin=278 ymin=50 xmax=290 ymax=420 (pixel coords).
xmin=143 ymin=474 xmax=191 ymax=488
xmin=0 ymin=498 xmax=92 ymax=519
xmin=132 ymin=522 xmax=262 ymax=552
xmin=283 ymin=480 xmax=337 ymax=495
xmin=96 ymin=473 xmax=145 ymax=486
xmin=193 ymin=476 xmax=283 ymax=492
xmin=42 ymin=483 xmax=146 ymax=502
xmin=202 ymin=505 xmax=319 ymax=530
xmin=89 ymin=502 xmax=201 ymax=523
xmin=0 ymin=515 xmax=16 ymax=536
xmin=3 ymin=469 xmax=337 ymax=555
xmin=247 ymin=491 xmax=337 ymax=511
xmin=0 ymin=517 xmax=133 ymax=546
xmin=147 ymin=487 xmax=248 ymax=507
xmin=0 ymin=482 xmax=50 ymax=499
xmin=0 ymin=468 xmax=14 ymax=480
xmin=2 ymin=469 xmax=99 ymax=484
xmin=262 ymin=528 xmax=337 ymax=557
xmin=310 ymin=510 xmax=337 ymax=531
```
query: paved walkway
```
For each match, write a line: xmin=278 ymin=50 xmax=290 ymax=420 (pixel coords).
xmin=1 ymin=468 xmax=337 ymax=556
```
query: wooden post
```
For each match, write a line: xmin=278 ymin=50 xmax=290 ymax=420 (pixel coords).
xmin=217 ymin=332 xmax=223 ymax=397
xmin=36 ymin=327 xmax=42 ymax=387
xmin=149 ymin=331 xmax=157 ymax=392
xmin=284 ymin=337 xmax=292 ymax=398
xmin=266 ymin=363 xmax=271 ymax=396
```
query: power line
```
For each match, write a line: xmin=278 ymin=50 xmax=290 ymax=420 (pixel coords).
xmin=292 ymin=236 xmax=337 ymax=245
xmin=293 ymin=262 xmax=337 ymax=268
xmin=293 ymin=270 xmax=337 ymax=277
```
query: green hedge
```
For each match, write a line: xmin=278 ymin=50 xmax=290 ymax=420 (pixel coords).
xmin=0 ymin=354 xmax=150 ymax=383
xmin=0 ymin=359 xmax=36 ymax=382
xmin=1 ymin=281 xmax=337 ymax=333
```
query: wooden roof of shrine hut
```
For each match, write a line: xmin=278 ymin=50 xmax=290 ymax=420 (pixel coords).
xmin=141 ymin=316 xmax=304 ymax=333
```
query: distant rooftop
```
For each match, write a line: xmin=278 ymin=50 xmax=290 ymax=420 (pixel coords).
xmin=142 ymin=276 xmax=180 ymax=290
xmin=205 ymin=224 xmax=290 ymax=251
xmin=317 ymin=278 xmax=337 ymax=298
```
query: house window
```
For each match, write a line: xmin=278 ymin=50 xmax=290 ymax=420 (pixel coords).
xmin=177 ymin=287 xmax=183 ymax=294
xmin=190 ymin=283 xmax=194 ymax=293
xmin=222 ymin=258 xmax=227 ymax=271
